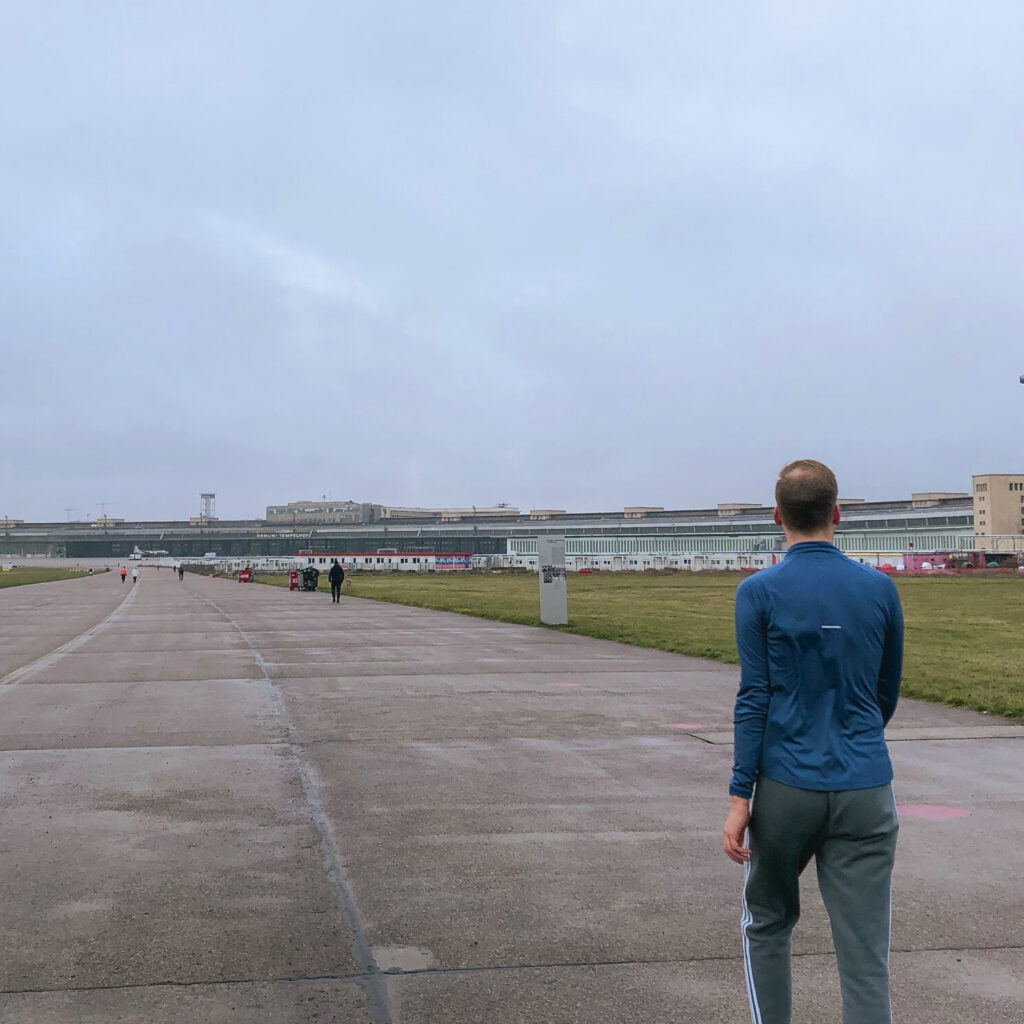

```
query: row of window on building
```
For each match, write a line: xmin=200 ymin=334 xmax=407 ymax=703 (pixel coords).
xmin=300 ymin=552 xmax=474 ymax=571
xmin=509 ymin=532 xmax=973 ymax=557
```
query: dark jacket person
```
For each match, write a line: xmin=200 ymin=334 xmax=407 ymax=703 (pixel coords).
xmin=328 ymin=559 xmax=345 ymax=603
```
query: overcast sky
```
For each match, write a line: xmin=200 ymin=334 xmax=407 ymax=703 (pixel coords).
xmin=3 ymin=2 xmax=1023 ymax=521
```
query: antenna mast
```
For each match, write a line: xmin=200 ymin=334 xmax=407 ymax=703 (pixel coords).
xmin=200 ymin=493 xmax=216 ymax=525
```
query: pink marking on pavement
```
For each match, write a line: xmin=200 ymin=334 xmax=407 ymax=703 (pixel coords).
xmin=898 ymin=804 xmax=968 ymax=820
xmin=663 ymin=722 xmax=708 ymax=730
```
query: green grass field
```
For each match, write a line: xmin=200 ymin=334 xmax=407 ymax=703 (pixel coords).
xmin=256 ymin=571 xmax=1024 ymax=721
xmin=0 ymin=567 xmax=99 ymax=589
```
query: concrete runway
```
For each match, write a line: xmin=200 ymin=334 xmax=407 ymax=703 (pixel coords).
xmin=0 ymin=570 xmax=1021 ymax=1023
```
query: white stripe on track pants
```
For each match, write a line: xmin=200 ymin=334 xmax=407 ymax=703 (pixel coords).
xmin=741 ymin=777 xmax=898 ymax=1024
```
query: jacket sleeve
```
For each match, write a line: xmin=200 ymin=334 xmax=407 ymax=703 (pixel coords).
xmin=877 ymin=583 xmax=904 ymax=726
xmin=731 ymin=579 xmax=771 ymax=798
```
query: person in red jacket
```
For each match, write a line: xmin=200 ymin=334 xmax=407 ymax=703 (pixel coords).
xmin=120 ymin=566 xmax=127 ymax=584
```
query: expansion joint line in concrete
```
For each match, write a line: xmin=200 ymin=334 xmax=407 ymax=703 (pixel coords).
xmin=354 ymin=941 xmax=1024 ymax=977
xmin=3 ymin=941 xmax=1024 ymax=999
xmin=191 ymin=589 xmax=395 ymax=1024
xmin=0 ymin=578 xmax=142 ymax=689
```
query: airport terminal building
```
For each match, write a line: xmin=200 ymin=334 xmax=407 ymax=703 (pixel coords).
xmin=4 ymin=477 xmax=1022 ymax=571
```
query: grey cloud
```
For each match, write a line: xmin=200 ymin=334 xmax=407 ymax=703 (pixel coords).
xmin=2 ymin=2 xmax=1023 ymax=519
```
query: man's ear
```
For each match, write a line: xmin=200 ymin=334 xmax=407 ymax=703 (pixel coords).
xmin=832 ymin=504 xmax=841 ymax=525
xmin=773 ymin=507 xmax=782 ymax=527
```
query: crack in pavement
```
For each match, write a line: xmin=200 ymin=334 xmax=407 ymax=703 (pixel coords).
xmin=2 ymin=942 xmax=1022 ymax=998
xmin=193 ymin=589 xmax=395 ymax=1024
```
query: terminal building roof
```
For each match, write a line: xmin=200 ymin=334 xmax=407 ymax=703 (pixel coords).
xmin=5 ymin=497 xmax=974 ymax=538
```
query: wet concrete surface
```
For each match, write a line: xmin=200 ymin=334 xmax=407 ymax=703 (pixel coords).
xmin=0 ymin=980 xmax=371 ymax=1023
xmin=0 ymin=570 xmax=1021 ymax=1022
xmin=0 ymin=574 xmax=129 ymax=679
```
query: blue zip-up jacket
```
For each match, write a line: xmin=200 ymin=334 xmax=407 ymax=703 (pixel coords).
xmin=730 ymin=542 xmax=904 ymax=799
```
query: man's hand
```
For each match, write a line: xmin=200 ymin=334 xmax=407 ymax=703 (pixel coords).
xmin=723 ymin=795 xmax=752 ymax=864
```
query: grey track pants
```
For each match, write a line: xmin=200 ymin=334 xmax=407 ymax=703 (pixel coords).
xmin=741 ymin=777 xmax=899 ymax=1024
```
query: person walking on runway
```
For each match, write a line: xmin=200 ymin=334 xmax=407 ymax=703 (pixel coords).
xmin=120 ymin=566 xmax=127 ymax=584
xmin=131 ymin=566 xmax=139 ymax=584
xmin=723 ymin=459 xmax=904 ymax=1024
xmin=328 ymin=558 xmax=345 ymax=603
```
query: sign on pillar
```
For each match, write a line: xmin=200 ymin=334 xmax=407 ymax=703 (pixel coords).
xmin=538 ymin=536 xmax=568 ymax=625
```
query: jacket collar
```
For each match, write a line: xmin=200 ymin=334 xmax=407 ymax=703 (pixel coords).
xmin=784 ymin=541 xmax=841 ymax=556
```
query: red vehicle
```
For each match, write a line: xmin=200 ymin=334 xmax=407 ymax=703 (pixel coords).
xmin=238 ymin=569 xmax=253 ymax=583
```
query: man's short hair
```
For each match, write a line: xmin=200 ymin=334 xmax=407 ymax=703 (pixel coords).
xmin=775 ymin=460 xmax=838 ymax=533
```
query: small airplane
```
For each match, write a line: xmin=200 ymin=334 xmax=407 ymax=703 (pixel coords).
xmin=129 ymin=545 xmax=170 ymax=560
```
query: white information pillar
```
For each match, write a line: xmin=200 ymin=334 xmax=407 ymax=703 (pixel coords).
xmin=537 ymin=536 xmax=568 ymax=625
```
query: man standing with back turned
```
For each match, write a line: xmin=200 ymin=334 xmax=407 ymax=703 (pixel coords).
xmin=723 ymin=460 xmax=904 ymax=1024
